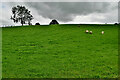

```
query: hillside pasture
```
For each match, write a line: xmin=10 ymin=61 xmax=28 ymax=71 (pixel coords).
xmin=2 ymin=24 xmax=118 ymax=78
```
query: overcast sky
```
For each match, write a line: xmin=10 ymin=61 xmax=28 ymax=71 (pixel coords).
xmin=0 ymin=1 xmax=119 ymax=26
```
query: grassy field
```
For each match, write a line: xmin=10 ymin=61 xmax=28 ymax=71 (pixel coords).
xmin=2 ymin=24 xmax=118 ymax=78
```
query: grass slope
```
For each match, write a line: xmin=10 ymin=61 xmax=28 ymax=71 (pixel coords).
xmin=2 ymin=24 xmax=118 ymax=78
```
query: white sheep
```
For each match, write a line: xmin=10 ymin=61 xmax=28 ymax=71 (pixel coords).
xmin=101 ymin=31 xmax=104 ymax=34
xmin=85 ymin=30 xmax=89 ymax=33
xmin=89 ymin=31 xmax=92 ymax=34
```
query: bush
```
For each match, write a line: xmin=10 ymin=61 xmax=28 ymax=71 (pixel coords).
xmin=49 ymin=19 xmax=59 ymax=25
xmin=114 ymin=23 xmax=119 ymax=25
xmin=35 ymin=23 xmax=40 ymax=25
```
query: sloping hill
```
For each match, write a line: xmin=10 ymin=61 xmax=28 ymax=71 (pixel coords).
xmin=2 ymin=24 xmax=118 ymax=78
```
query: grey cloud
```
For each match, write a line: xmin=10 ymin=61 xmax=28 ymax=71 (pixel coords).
xmin=25 ymin=2 xmax=114 ymax=22
xmin=91 ymin=10 xmax=118 ymax=23
xmin=118 ymin=1 xmax=120 ymax=22
xmin=1 ymin=2 xmax=118 ymax=25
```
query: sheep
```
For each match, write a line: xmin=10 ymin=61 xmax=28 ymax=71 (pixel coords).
xmin=101 ymin=31 xmax=104 ymax=34
xmin=89 ymin=31 xmax=92 ymax=34
xmin=85 ymin=30 xmax=89 ymax=33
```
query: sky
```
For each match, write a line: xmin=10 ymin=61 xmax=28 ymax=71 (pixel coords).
xmin=0 ymin=0 xmax=119 ymax=26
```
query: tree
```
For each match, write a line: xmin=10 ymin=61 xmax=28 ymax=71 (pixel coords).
xmin=49 ymin=19 xmax=59 ymax=25
xmin=11 ymin=5 xmax=33 ymax=26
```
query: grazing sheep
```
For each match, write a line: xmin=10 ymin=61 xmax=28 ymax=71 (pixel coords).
xmin=101 ymin=31 xmax=104 ymax=34
xmin=85 ymin=30 xmax=89 ymax=33
xmin=89 ymin=31 xmax=92 ymax=34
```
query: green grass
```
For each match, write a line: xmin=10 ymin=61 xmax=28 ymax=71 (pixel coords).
xmin=2 ymin=24 xmax=118 ymax=78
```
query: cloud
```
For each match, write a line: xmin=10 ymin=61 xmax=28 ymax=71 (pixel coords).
xmin=1 ymin=0 xmax=119 ymax=2
xmin=0 ymin=2 xmax=118 ymax=26
xmin=91 ymin=9 xmax=118 ymax=23
xmin=25 ymin=2 xmax=113 ymax=22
